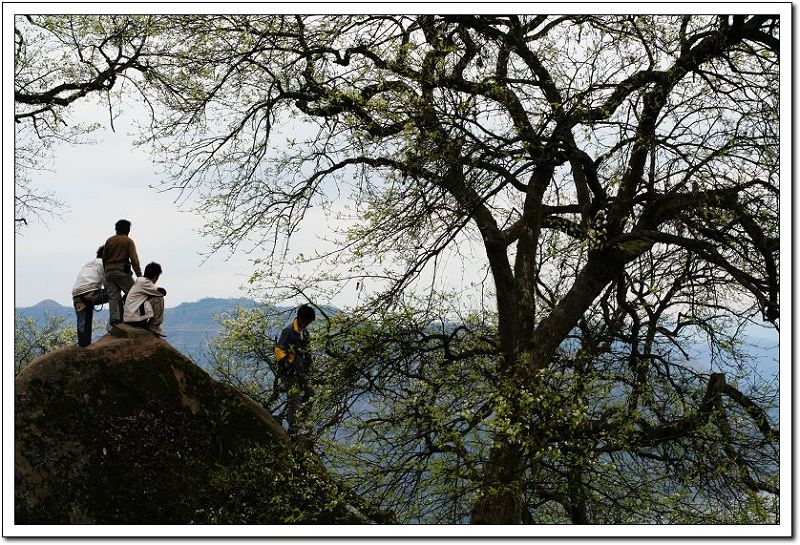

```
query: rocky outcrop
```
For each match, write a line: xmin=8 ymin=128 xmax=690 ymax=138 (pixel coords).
xmin=15 ymin=325 xmax=363 ymax=524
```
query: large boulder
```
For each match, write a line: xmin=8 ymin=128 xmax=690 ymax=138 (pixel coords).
xmin=15 ymin=325 xmax=363 ymax=524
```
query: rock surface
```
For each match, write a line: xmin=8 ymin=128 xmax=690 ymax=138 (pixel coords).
xmin=15 ymin=326 xmax=361 ymax=524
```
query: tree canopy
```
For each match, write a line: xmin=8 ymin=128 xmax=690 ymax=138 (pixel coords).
xmin=14 ymin=314 xmax=77 ymax=374
xmin=13 ymin=15 xmax=153 ymax=230
xmin=15 ymin=14 xmax=781 ymax=525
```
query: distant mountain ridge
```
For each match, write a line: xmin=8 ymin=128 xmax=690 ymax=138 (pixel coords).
xmin=25 ymin=299 xmax=68 ymax=312
xmin=15 ymin=297 xmax=262 ymax=367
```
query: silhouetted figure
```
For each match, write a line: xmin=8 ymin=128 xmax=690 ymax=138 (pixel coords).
xmin=103 ymin=219 xmax=142 ymax=327
xmin=71 ymin=245 xmax=109 ymax=347
xmin=272 ymin=304 xmax=316 ymax=435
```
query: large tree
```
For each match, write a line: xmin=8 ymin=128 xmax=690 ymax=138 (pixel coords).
xmin=132 ymin=14 xmax=780 ymax=523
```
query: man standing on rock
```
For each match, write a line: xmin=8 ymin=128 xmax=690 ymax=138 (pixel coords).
xmin=103 ymin=219 xmax=142 ymax=327
xmin=71 ymin=245 xmax=110 ymax=347
xmin=123 ymin=262 xmax=167 ymax=337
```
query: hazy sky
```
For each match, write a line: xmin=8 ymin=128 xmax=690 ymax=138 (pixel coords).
xmin=12 ymin=100 xmax=269 ymax=308
xmin=11 ymin=98 xmax=486 ymax=310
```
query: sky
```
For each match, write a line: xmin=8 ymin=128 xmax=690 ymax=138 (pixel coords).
xmin=12 ymin=101 xmax=266 ymax=308
xmin=10 ymin=97 xmax=489 ymax=310
xmin=11 ymin=95 xmax=490 ymax=311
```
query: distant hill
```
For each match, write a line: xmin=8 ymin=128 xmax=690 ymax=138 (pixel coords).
xmin=16 ymin=299 xmax=92 ymax=327
xmin=15 ymin=297 xmax=262 ymax=367
xmin=160 ymin=298 xmax=262 ymax=363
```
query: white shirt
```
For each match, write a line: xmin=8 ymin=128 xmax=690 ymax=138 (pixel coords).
xmin=72 ymin=259 xmax=105 ymax=297
xmin=123 ymin=277 xmax=164 ymax=322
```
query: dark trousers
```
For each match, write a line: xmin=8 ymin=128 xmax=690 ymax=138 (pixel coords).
xmin=284 ymin=373 xmax=312 ymax=434
xmin=72 ymin=289 xmax=108 ymax=347
xmin=73 ymin=296 xmax=94 ymax=347
xmin=267 ymin=362 xmax=312 ymax=434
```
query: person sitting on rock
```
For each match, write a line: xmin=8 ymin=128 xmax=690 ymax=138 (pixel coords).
xmin=123 ymin=262 xmax=167 ymax=337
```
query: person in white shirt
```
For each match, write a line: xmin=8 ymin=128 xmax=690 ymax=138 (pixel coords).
xmin=123 ymin=262 xmax=167 ymax=337
xmin=71 ymin=246 xmax=109 ymax=347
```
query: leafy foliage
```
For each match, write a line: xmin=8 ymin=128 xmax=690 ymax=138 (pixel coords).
xmin=210 ymin=297 xmax=778 ymax=524
xmin=14 ymin=313 xmax=77 ymax=374
xmin=207 ymin=306 xmax=289 ymax=410
xmin=193 ymin=444 xmax=363 ymax=524
xmin=183 ymin=14 xmax=779 ymax=524
xmin=13 ymin=15 xmax=153 ymax=231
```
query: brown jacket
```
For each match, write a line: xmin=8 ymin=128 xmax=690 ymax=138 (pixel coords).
xmin=103 ymin=234 xmax=142 ymax=276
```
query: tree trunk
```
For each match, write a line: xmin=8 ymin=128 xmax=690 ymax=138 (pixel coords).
xmin=471 ymin=253 xmax=622 ymax=524
xmin=470 ymin=440 xmax=524 ymax=524
xmin=567 ymin=464 xmax=588 ymax=524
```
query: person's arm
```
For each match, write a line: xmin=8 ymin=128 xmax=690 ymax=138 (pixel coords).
xmin=274 ymin=327 xmax=296 ymax=364
xmin=136 ymin=280 xmax=165 ymax=298
xmin=128 ymin=239 xmax=142 ymax=277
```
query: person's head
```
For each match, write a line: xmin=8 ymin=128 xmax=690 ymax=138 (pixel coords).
xmin=144 ymin=262 xmax=162 ymax=283
xmin=297 ymin=304 xmax=316 ymax=328
xmin=96 ymin=245 xmax=104 ymax=259
xmin=115 ymin=219 xmax=132 ymax=235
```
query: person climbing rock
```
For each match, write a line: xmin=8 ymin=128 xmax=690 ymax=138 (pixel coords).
xmin=272 ymin=304 xmax=316 ymax=435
